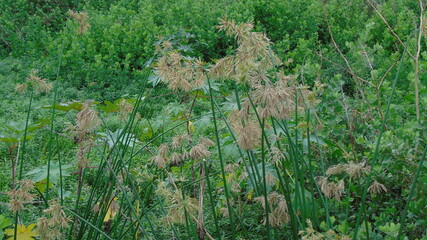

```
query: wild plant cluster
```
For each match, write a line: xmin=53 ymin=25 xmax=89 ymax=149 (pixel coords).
xmin=0 ymin=0 xmax=426 ymax=240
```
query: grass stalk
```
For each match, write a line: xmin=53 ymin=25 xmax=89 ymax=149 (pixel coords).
xmin=208 ymin=78 xmax=235 ymax=238
xmin=204 ymin=161 xmax=221 ymax=238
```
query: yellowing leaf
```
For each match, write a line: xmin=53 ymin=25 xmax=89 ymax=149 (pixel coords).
xmin=4 ymin=224 xmax=40 ymax=240
xmin=103 ymin=197 xmax=119 ymax=222
xmin=247 ymin=189 xmax=254 ymax=200
xmin=35 ymin=179 xmax=53 ymax=192
xmin=187 ymin=121 xmax=195 ymax=132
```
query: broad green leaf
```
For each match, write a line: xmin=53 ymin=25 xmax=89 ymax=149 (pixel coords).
xmin=35 ymin=179 xmax=53 ymax=192
xmin=5 ymin=119 xmax=50 ymax=133
xmin=97 ymin=98 xmax=137 ymax=113
xmin=0 ymin=215 xmax=12 ymax=229
xmin=0 ymin=215 xmax=12 ymax=239
xmin=97 ymin=100 xmax=120 ymax=113
xmin=0 ymin=133 xmax=35 ymax=143
xmin=26 ymin=162 xmax=73 ymax=183
xmin=40 ymin=100 xmax=98 ymax=112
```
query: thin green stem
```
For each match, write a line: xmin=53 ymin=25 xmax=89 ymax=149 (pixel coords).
xmin=260 ymin=119 xmax=272 ymax=239
xmin=208 ymin=78 xmax=235 ymax=238
xmin=205 ymin=161 xmax=221 ymax=238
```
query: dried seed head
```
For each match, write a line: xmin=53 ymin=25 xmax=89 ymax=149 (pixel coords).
xmin=7 ymin=179 xmax=35 ymax=213
xmin=255 ymin=192 xmax=289 ymax=227
xmin=213 ymin=19 xmax=282 ymax=83
xmin=238 ymin=120 xmax=261 ymax=150
xmin=35 ymin=80 xmax=53 ymax=94
xmin=326 ymin=164 xmax=345 ymax=176
xmin=239 ymin=170 xmax=248 ymax=180
xmin=155 ymin=52 xmax=206 ymax=92
xmin=77 ymin=139 xmax=95 ymax=168
xmin=190 ymin=144 xmax=210 ymax=160
xmin=209 ymin=56 xmax=235 ymax=80
xmin=182 ymin=150 xmax=190 ymax=160
xmin=265 ymin=172 xmax=277 ymax=186
xmin=368 ymin=180 xmax=387 ymax=195
xmin=50 ymin=228 xmax=63 ymax=240
xmin=316 ymin=176 xmax=345 ymax=200
xmin=269 ymin=147 xmax=285 ymax=164
xmin=231 ymin=181 xmax=241 ymax=193
xmin=200 ymin=137 xmax=215 ymax=147
xmin=16 ymin=69 xmax=52 ymax=94
xmin=170 ymin=152 xmax=183 ymax=164
xmin=152 ymin=155 xmax=167 ymax=169
xmin=37 ymin=201 xmax=71 ymax=240
xmin=335 ymin=179 xmax=345 ymax=200
xmin=224 ymin=163 xmax=239 ymax=173
xmin=252 ymin=82 xmax=299 ymax=120
xmin=76 ymin=107 xmax=99 ymax=132
xmin=45 ymin=201 xmax=71 ymax=229
xmin=228 ymin=110 xmax=261 ymax=150
xmin=163 ymin=190 xmax=199 ymax=224
xmin=37 ymin=217 xmax=50 ymax=240
xmin=158 ymin=144 xmax=169 ymax=158
xmin=344 ymin=161 xmax=370 ymax=180
xmin=19 ymin=179 xmax=35 ymax=192
xmin=69 ymin=11 xmax=91 ymax=34
xmin=327 ymin=161 xmax=370 ymax=180
xmin=9 ymin=199 xmax=24 ymax=213
xmin=171 ymin=134 xmax=191 ymax=149
xmin=299 ymin=219 xmax=318 ymax=239
xmin=15 ymin=83 xmax=28 ymax=94
xmin=162 ymin=40 xmax=172 ymax=50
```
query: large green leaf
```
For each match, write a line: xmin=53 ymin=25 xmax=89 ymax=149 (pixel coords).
xmin=0 ymin=215 xmax=12 ymax=239
xmin=0 ymin=132 xmax=35 ymax=143
xmin=25 ymin=162 xmax=73 ymax=183
xmin=5 ymin=119 xmax=50 ymax=133
xmin=97 ymin=98 xmax=137 ymax=113
xmin=40 ymin=100 xmax=98 ymax=112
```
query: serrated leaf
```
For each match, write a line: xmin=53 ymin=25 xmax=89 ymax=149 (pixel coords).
xmin=97 ymin=100 xmax=120 ymax=113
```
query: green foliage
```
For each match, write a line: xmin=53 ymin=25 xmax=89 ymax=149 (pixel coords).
xmin=25 ymin=162 xmax=73 ymax=183
xmin=0 ymin=0 xmax=426 ymax=239
xmin=0 ymin=215 xmax=12 ymax=240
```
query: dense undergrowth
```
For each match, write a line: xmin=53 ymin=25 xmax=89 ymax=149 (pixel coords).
xmin=0 ymin=0 xmax=426 ymax=239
